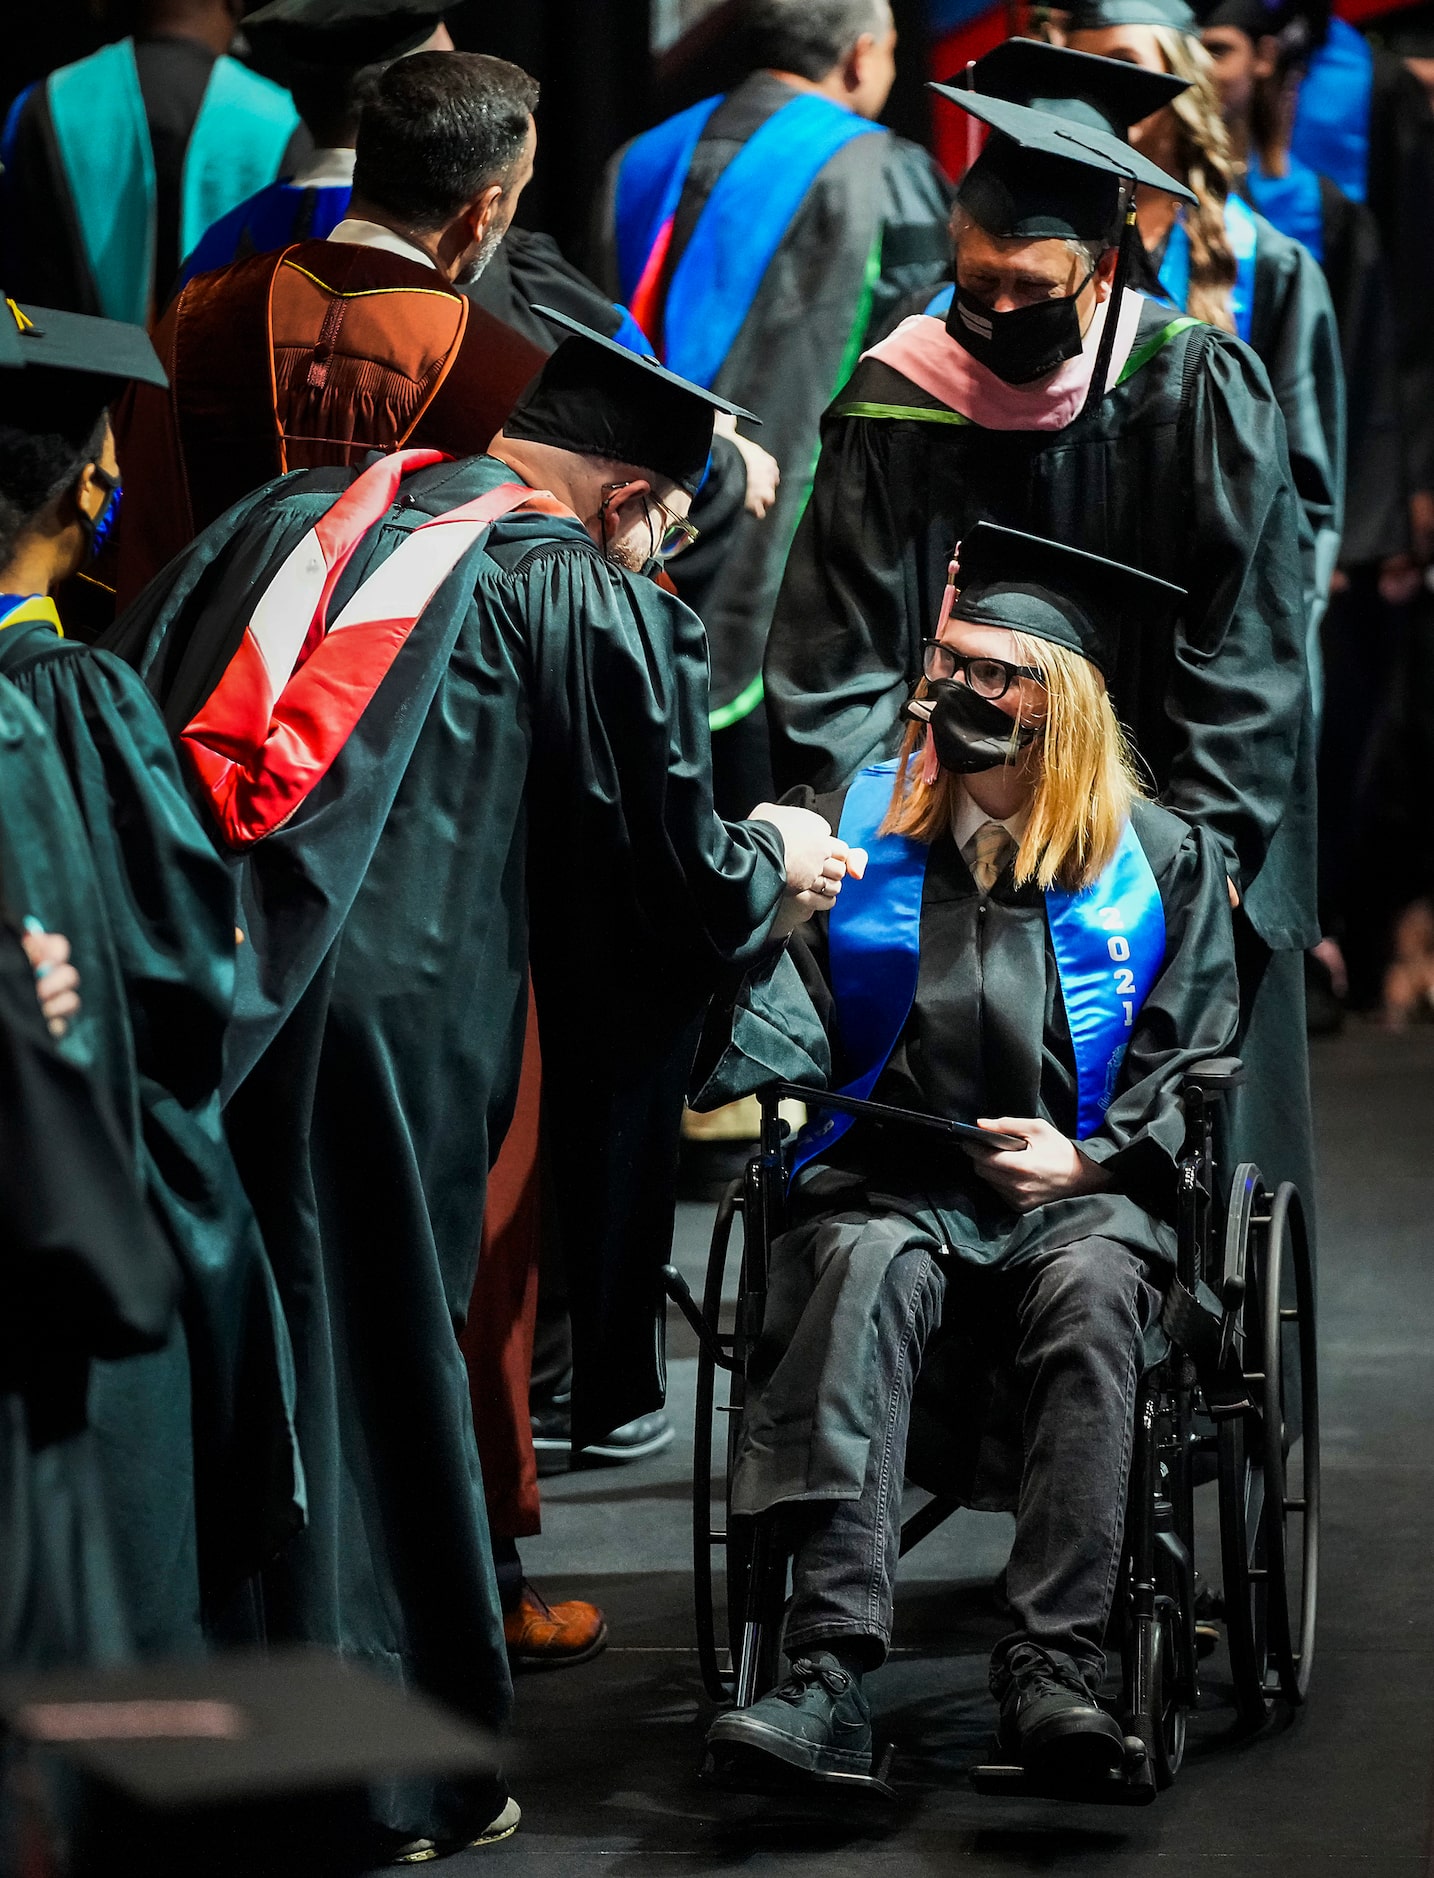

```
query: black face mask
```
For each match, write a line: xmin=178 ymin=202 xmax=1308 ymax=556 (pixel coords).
xmin=947 ymin=263 xmax=1097 ymax=386
xmin=907 ymin=678 xmax=1037 ymax=774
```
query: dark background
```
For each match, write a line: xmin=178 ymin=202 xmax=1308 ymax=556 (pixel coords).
xmin=2 ymin=0 xmax=936 ymax=268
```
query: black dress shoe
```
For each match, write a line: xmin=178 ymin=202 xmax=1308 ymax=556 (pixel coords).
xmin=706 ymin=1653 xmax=874 ymax=1781
xmin=992 ymin=1642 xmax=1125 ymax=1780
xmin=530 ymin=1390 xmax=673 ymax=1474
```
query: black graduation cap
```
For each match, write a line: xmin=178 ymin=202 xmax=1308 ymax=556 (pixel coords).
xmin=504 ymin=306 xmax=760 ymax=497
xmin=952 ymin=520 xmax=1186 ymax=677
xmin=966 ymin=38 xmax=1189 ymax=132
xmin=935 ymin=42 xmax=1195 ymax=242
xmin=0 ymin=1647 xmax=501 ymax=1878
xmin=1064 ymin=0 xmax=1199 ymax=35
xmin=244 ymin=0 xmax=450 ymax=69
xmin=0 ymin=299 xmax=167 ymax=446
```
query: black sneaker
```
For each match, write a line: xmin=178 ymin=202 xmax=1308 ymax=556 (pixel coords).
xmin=992 ymin=1642 xmax=1124 ymax=1781
xmin=530 ymin=1392 xmax=674 ymax=1475
xmin=706 ymin=1652 xmax=874 ymax=1781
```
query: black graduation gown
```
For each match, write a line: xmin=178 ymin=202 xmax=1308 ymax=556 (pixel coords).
xmin=0 ymin=619 xmax=303 ymax=1630
xmin=105 ymin=455 xmax=787 ymax=1821
xmin=1358 ymin=51 xmax=1434 ymax=499
xmin=1312 ymin=177 xmax=1408 ymax=568
xmin=594 ymin=73 xmax=953 ymax=723
xmin=0 ymin=916 xmax=181 ymax=1672
xmin=695 ymin=794 xmax=1240 ymax=1269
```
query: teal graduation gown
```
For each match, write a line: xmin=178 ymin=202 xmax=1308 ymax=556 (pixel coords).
xmin=0 ymin=672 xmax=185 ymax=1665
xmin=105 ymin=454 xmax=788 ymax=1836
xmin=0 ymin=603 xmax=303 ymax=1640
xmin=0 ymin=904 xmax=181 ymax=1671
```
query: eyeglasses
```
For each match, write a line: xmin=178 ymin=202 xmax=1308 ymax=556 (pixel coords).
xmin=648 ymin=494 xmax=700 ymax=558
xmin=922 ymin=639 xmax=1045 ymax=700
xmin=599 ymin=484 xmax=701 ymax=559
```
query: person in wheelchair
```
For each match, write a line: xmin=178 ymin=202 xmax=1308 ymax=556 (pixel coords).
xmin=692 ymin=522 xmax=1241 ymax=1788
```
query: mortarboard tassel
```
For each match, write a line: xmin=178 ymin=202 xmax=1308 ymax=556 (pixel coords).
xmin=1082 ymin=186 xmax=1137 ymax=418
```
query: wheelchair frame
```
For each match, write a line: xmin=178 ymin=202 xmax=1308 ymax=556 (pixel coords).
xmin=663 ymin=1062 xmax=1320 ymax=1804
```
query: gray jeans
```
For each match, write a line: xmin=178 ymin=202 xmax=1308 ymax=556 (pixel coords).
xmin=780 ymin=1225 xmax=1161 ymax=1688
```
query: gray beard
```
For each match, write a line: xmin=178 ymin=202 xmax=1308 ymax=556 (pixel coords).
xmin=454 ymin=225 xmax=506 ymax=288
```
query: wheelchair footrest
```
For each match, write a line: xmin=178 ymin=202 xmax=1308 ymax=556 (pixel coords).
xmin=701 ymin=1742 xmax=897 ymax=1803
xmin=971 ymin=1755 xmax=1157 ymax=1807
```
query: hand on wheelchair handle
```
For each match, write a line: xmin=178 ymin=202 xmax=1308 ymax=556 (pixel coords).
xmin=967 ymin=1115 xmax=1111 ymax=1212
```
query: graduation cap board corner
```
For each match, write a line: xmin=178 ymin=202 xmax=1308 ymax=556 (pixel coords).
xmin=529 ymin=304 xmax=760 ymax=426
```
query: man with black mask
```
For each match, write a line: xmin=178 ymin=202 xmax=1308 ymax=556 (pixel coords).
xmin=765 ymin=39 xmax=1318 ymax=1228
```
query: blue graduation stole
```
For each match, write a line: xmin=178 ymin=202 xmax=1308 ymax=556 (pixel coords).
xmin=792 ymin=760 xmax=1167 ymax=1173
xmin=1157 ymin=193 xmax=1258 ymax=344
xmin=614 ymin=91 xmax=883 ymax=387
xmin=1243 ymin=155 xmax=1325 ymax=267
xmin=1290 ymin=17 xmax=1373 ymax=206
xmin=613 ymin=95 xmax=723 ymax=315
xmin=46 ymin=39 xmax=297 ymax=323
xmin=183 ymin=178 xmax=354 ymax=284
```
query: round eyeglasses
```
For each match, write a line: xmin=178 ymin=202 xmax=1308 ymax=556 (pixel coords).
xmin=922 ymin=639 xmax=1045 ymax=699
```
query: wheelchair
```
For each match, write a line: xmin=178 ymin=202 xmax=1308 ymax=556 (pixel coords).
xmin=662 ymin=1063 xmax=1319 ymax=1806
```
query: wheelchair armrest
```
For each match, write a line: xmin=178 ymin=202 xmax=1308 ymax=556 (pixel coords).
xmin=1181 ymin=1057 xmax=1245 ymax=1099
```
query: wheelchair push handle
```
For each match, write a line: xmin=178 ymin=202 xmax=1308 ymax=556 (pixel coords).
xmin=661 ymin=1264 xmax=735 ymax=1372
xmin=758 ymin=1082 xmax=1026 ymax=1153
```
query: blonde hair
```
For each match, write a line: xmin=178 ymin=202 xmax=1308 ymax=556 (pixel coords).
xmin=1155 ymin=25 xmax=1240 ymax=334
xmin=880 ymin=633 xmax=1146 ymax=891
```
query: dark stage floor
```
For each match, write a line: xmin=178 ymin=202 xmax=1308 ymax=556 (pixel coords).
xmin=448 ymin=1027 xmax=1434 ymax=1874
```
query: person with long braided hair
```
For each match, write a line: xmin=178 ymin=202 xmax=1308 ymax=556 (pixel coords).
xmin=1063 ymin=0 xmax=1344 ymax=662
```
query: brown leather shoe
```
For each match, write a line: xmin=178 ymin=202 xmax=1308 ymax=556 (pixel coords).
xmin=504 ymin=1583 xmax=609 ymax=1672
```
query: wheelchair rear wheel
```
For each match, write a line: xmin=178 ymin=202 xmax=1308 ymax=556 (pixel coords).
xmin=1216 ymin=1176 xmax=1319 ymax=1724
xmin=692 ymin=1180 xmax=743 ymax=1702
xmin=1263 ymin=1184 xmax=1319 ymax=1705
xmin=691 ymin=1179 xmax=789 ymax=1706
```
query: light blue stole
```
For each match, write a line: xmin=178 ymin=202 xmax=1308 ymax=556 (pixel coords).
xmin=1158 ymin=192 xmax=1259 ymax=344
xmin=1243 ymin=154 xmax=1325 ymax=266
xmin=792 ymin=760 xmax=1166 ymax=1172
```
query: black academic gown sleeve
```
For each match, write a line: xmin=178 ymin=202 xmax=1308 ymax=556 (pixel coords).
xmin=515 ymin=537 xmax=789 ymax=1442
xmin=866 ymin=136 xmax=955 ymax=342
xmin=1171 ymin=337 xmax=1312 ymax=930
xmin=1248 ymin=212 xmax=1345 ymax=634
xmin=1318 ymin=178 xmax=1409 ymax=567
xmin=466 ymin=225 xmax=629 ymax=350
